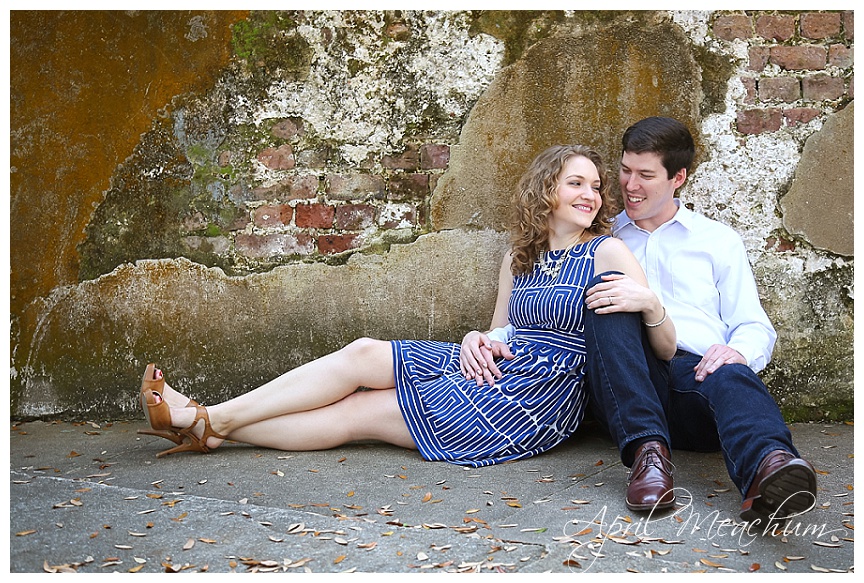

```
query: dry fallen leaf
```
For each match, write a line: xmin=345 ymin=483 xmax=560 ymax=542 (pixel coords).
xmin=811 ymin=565 xmax=831 ymax=573
xmin=183 ymin=539 xmax=195 ymax=551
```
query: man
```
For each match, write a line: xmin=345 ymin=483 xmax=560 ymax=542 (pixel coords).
xmin=581 ymin=116 xmax=817 ymax=525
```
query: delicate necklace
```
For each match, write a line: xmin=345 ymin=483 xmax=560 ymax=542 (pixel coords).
xmin=537 ymin=238 xmax=580 ymax=279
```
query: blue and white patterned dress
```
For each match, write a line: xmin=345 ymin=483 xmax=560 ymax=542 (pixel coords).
xmin=392 ymin=235 xmax=607 ymax=467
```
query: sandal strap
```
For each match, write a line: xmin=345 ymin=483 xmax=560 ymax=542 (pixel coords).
xmin=179 ymin=405 xmax=227 ymax=446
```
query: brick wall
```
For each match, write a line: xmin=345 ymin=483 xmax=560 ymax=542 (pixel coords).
xmin=225 ymin=132 xmax=450 ymax=262
xmin=199 ymin=11 xmax=852 ymax=268
xmin=713 ymin=11 xmax=853 ymax=134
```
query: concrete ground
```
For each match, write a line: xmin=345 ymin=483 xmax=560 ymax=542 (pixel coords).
xmin=8 ymin=419 xmax=854 ymax=573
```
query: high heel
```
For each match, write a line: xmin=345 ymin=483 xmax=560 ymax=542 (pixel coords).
xmin=137 ymin=364 xmax=198 ymax=445
xmin=139 ymin=363 xmax=199 ymax=406
xmin=140 ymin=389 xmax=172 ymax=432
xmin=140 ymin=363 xmax=164 ymax=396
xmin=155 ymin=405 xmax=227 ymax=458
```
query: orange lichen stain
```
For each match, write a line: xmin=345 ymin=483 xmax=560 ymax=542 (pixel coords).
xmin=10 ymin=11 xmax=248 ymax=318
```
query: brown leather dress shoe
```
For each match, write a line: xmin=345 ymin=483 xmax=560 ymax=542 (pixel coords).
xmin=626 ymin=441 xmax=675 ymax=511
xmin=739 ymin=450 xmax=817 ymax=524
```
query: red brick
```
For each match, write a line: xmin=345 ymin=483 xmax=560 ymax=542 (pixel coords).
xmin=386 ymin=21 xmax=411 ymax=41
xmin=764 ymin=235 xmax=796 ymax=252
xmin=828 ymin=44 xmax=853 ymax=68
xmin=748 ymin=46 xmax=770 ymax=72
xmin=326 ymin=174 xmax=386 ymax=201
xmin=253 ymin=204 xmax=293 ymax=227
xmin=758 ymin=77 xmax=801 ymax=102
xmin=381 ymin=145 xmax=419 ymax=170
xmin=379 ymin=203 xmax=417 ymax=229
xmin=235 ymin=232 xmax=314 ymax=258
xmin=284 ymin=175 xmax=319 ymax=200
xmin=802 ymin=74 xmax=846 ymax=100
xmin=713 ymin=14 xmax=752 ymax=41
xmin=388 ymin=173 xmax=429 ymax=200
xmin=250 ymin=175 xmax=318 ymax=201
xmin=182 ymin=211 xmax=208 ymax=232
xmin=271 ymin=118 xmax=303 ymax=139
xmin=335 ymin=203 xmax=376 ymax=230
xmin=755 ymin=14 xmax=795 ymax=41
xmin=800 ymin=12 xmax=841 ymax=39
xmin=420 ymin=144 xmax=450 ymax=169
xmin=842 ymin=11 xmax=853 ymax=40
xmin=740 ymin=77 xmax=757 ymax=104
xmin=736 ymin=109 xmax=782 ymax=134
xmin=257 ymin=144 xmax=296 ymax=170
xmin=769 ymin=45 xmax=827 ymax=70
xmin=295 ymin=148 xmax=329 ymax=168
xmin=318 ymin=234 xmax=359 ymax=255
xmin=295 ymin=203 xmax=335 ymax=228
xmin=783 ymin=107 xmax=822 ymax=126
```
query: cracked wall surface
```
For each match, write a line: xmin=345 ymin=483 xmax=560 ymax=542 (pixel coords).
xmin=10 ymin=10 xmax=853 ymax=421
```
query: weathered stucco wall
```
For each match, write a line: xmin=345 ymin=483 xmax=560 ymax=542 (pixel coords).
xmin=10 ymin=10 xmax=853 ymax=421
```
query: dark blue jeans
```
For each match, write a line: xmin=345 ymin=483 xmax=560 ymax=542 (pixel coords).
xmin=583 ymin=273 xmax=798 ymax=496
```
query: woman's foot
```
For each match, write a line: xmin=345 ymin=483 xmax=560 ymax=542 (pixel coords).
xmin=145 ymin=366 xmax=198 ymax=409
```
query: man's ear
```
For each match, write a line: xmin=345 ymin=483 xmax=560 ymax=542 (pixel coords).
xmin=673 ymin=168 xmax=687 ymax=189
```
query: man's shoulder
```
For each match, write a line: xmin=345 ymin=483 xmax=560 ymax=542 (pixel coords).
xmin=682 ymin=207 xmax=742 ymax=240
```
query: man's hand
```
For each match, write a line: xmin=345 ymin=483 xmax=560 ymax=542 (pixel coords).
xmin=694 ymin=344 xmax=746 ymax=381
xmin=460 ymin=331 xmax=515 ymax=387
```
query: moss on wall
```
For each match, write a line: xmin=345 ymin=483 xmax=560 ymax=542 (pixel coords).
xmin=10 ymin=10 xmax=853 ymax=421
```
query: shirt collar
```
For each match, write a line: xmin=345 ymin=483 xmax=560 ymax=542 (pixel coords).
xmin=612 ymin=199 xmax=693 ymax=235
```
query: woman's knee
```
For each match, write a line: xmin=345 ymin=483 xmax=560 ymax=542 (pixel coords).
xmin=343 ymin=337 xmax=387 ymax=358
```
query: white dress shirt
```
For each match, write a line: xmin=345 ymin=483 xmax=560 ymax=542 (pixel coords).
xmin=612 ymin=200 xmax=777 ymax=372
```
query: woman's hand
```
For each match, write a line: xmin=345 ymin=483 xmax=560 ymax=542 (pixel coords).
xmin=460 ymin=331 xmax=514 ymax=387
xmin=585 ymin=272 xmax=657 ymax=315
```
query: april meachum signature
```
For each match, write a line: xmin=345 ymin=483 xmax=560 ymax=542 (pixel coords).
xmin=563 ymin=488 xmax=840 ymax=571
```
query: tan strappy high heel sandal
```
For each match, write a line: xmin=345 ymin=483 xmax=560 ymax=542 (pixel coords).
xmin=137 ymin=364 xmax=197 ymax=446
xmin=155 ymin=405 xmax=227 ymax=458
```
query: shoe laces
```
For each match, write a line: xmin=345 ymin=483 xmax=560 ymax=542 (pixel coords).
xmin=629 ymin=446 xmax=675 ymax=480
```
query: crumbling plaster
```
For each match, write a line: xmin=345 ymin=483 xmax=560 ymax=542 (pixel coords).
xmin=10 ymin=10 xmax=852 ymax=421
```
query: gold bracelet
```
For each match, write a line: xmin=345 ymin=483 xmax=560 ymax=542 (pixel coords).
xmin=643 ymin=307 xmax=667 ymax=328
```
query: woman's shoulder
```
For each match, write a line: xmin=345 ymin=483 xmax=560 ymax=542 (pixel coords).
xmin=590 ymin=235 xmax=637 ymax=263
xmin=589 ymin=234 xmax=625 ymax=254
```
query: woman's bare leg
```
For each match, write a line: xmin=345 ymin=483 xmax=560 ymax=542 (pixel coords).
xmin=166 ymin=338 xmax=398 ymax=448
xmin=226 ymin=389 xmax=416 ymax=451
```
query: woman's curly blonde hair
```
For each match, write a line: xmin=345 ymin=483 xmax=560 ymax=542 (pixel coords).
xmin=510 ymin=145 xmax=618 ymax=276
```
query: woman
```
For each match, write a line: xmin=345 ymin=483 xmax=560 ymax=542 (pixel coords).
xmin=139 ymin=145 xmax=675 ymax=466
